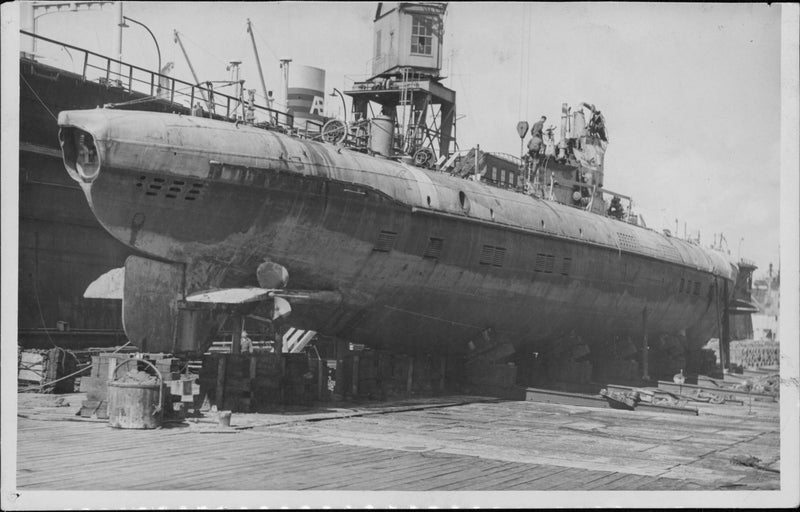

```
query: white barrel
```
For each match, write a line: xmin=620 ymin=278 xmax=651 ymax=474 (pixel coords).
xmin=369 ymin=115 xmax=394 ymax=156
xmin=287 ymin=65 xmax=326 ymax=133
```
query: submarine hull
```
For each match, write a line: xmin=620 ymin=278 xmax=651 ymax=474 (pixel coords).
xmin=58 ymin=109 xmax=735 ymax=377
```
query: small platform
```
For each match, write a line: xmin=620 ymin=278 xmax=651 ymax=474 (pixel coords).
xmin=14 ymin=386 xmax=779 ymax=493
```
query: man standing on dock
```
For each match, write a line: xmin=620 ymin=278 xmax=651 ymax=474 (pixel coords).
xmin=240 ymin=331 xmax=254 ymax=353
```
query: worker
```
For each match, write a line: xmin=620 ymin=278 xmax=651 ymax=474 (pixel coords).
xmin=192 ymin=102 xmax=204 ymax=117
xmin=607 ymin=196 xmax=625 ymax=220
xmin=589 ymin=110 xmax=607 ymax=141
xmin=527 ymin=115 xmax=546 ymax=158
xmin=240 ymin=330 xmax=254 ymax=353
xmin=581 ymin=102 xmax=608 ymax=142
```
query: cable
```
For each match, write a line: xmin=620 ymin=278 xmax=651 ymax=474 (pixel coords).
xmin=253 ymin=21 xmax=280 ymax=62
xmin=21 ymin=75 xmax=58 ymax=121
xmin=176 ymin=30 xmax=227 ymax=66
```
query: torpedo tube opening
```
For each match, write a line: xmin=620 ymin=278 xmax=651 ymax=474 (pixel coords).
xmin=59 ymin=127 xmax=101 ymax=182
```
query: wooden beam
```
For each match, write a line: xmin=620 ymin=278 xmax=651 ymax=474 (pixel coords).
xmin=216 ymin=356 xmax=227 ymax=409
xmin=641 ymin=307 xmax=650 ymax=381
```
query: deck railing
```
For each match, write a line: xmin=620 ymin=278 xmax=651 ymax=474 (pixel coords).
xmin=20 ymin=30 xmax=294 ymax=131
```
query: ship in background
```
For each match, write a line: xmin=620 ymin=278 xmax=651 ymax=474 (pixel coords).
xmin=54 ymin=1 xmax=761 ymax=387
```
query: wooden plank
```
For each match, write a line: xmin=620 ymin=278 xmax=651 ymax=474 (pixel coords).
xmin=494 ymin=466 xmax=573 ymax=489
xmin=657 ymin=380 xmax=775 ymax=402
xmin=409 ymin=459 xmax=510 ymax=490
xmin=365 ymin=456 xmax=483 ymax=490
xmin=525 ymin=387 xmax=607 ymax=408
xmin=428 ymin=461 xmax=533 ymax=490
xmin=602 ymin=473 xmax=653 ymax=490
xmin=459 ymin=463 xmax=551 ymax=490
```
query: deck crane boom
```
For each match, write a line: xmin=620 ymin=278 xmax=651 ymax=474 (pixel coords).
xmin=246 ymin=19 xmax=272 ymax=113
xmin=173 ymin=30 xmax=210 ymax=111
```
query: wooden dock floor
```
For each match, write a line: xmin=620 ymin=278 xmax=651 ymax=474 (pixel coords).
xmin=14 ymin=390 xmax=779 ymax=492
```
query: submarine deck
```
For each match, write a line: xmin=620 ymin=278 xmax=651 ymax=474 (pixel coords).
xmin=14 ymin=385 xmax=780 ymax=500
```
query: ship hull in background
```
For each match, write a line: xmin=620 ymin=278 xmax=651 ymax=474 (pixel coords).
xmin=18 ymin=56 xmax=187 ymax=348
xmin=59 ymin=110 xmax=738 ymax=379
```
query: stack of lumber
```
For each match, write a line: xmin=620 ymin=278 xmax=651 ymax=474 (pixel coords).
xmin=78 ymin=352 xmax=138 ymax=418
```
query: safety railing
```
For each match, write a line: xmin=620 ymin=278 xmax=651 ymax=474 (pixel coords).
xmin=20 ymin=30 xmax=293 ymax=131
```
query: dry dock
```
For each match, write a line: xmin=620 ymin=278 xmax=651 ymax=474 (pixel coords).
xmin=15 ymin=388 xmax=779 ymax=491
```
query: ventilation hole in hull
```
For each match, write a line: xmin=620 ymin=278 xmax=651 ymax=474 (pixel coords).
xmin=423 ymin=237 xmax=444 ymax=259
xmin=374 ymin=230 xmax=398 ymax=252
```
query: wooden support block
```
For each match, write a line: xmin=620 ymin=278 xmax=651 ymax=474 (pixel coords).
xmin=317 ymin=359 xmax=324 ymax=400
xmin=216 ymin=356 xmax=227 ymax=407
xmin=107 ymin=357 xmax=118 ymax=380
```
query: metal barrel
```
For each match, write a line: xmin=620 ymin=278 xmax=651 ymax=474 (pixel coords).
xmin=107 ymin=358 xmax=164 ymax=429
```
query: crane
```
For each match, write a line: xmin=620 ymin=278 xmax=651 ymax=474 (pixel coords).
xmin=246 ymin=19 xmax=272 ymax=113
xmin=173 ymin=30 xmax=211 ymax=111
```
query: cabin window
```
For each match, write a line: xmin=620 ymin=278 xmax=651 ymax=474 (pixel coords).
xmin=423 ymin=237 xmax=444 ymax=259
xmin=693 ymin=281 xmax=701 ymax=295
xmin=679 ymin=278 xmax=684 ymax=293
xmin=374 ymin=230 xmax=398 ymax=252
xmin=686 ymin=280 xmax=692 ymax=294
xmin=410 ymin=15 xmax=433 ymax=55
xmin=501 ymin=169 xmax=507 ymax=184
